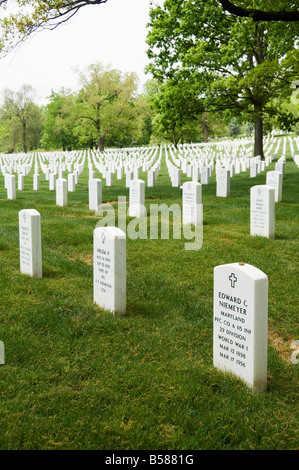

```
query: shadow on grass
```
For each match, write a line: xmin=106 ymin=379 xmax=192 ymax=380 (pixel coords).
xmin=42 ymin=266 xmax=65 ymax=278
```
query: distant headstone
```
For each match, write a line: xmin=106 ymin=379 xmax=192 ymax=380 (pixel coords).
xmin=33 ymin=174 xmax=40 ymax=191
xmin=105 ymin=171 xmax=112 ymax=187
xmin=117 ymin=167 xmax=123 ymax=180
xmin=68 ymin=173 xmax=76 ymax=192
xmin=171 ymin=167 xmax=181 ymax=187
xmin=93 ymin=226 xmax=126 ymax=315
xmin=147 ymin=169 xmax=155 ymax=187
xmin=213 ymin=262 xmax=268 ymax=392
xmin=0 ymin=341 xmax=4 ymax=365
xmin=182 ymin=181 xmax=202 ymax=226
xmin=250 ymin=161 xmax=257 ymax=178
xmin=201 ymin=167 xmax=210 ymax=185
xmin=89 ymin=178 xmax=102 ymax=211
xmin=19 ymin=209 xmax=42 ymax=278
xmin=129 ymin=179 xmax=146 ymax=217
xmin=216 ymin=168 xmax=230 ymax=197
xmin=18 ymin=174 xmax=24 ymax=191
xmin=7 ymin=174 xmax=16 ymax=200
xmin=266 ymin=171 xmax=282 ymax=203
xmin=56 ymin=178 xmax=67 ymax=207
xmin=49 ymin=173 xmax=56 ymax=191
xmin=250 ymin=185 xmax=275 ymax=239
xmin=275 ymin=160 xmax=285 ymax=178
xmin=126 ymin=171 xmax=133 ymax=188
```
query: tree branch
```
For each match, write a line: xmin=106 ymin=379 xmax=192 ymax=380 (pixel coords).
xmin=219 ymin=0 xmax=299 ymax=22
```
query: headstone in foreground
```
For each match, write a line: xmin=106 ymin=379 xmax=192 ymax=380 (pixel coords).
xmin=19 ymin=209 xmax=42 ymax=278
xmin=93 ymin=226 xmax=126 ymax=315
xmin=213 ymin=262 xmax=268 ymax=392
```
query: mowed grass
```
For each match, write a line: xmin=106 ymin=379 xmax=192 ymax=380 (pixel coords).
xmin=0 ymin=145 xmax=298 ymax=450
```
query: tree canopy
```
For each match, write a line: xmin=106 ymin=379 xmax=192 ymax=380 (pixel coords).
xmin=0 ymin=1 xmax=299 ymax=152
xmin=146 ymin=0 xmax=299 ymax=157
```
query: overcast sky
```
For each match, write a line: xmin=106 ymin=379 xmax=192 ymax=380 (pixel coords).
xmin=0 ymin=0 xmax=153 ymax=105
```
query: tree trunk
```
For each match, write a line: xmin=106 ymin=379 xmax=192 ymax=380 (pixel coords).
xmin=203 ymin=112 xmax=208 ymax=143
xmin=22 ymin=122 xmax=27 ymax=153
xmin=98 ymin=136 xmax=105 ymax=152
xmin=254 ymin=104 xmax=264 ymax=159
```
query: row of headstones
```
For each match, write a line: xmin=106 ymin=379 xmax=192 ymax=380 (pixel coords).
xmin=0 ymin=139 xmax=290 ymax=202
xmin=16 ymin=208 xmax=269 ymax=393
xmin=166 ymin=133 xmax=294 ymax=179
xmin=0 ymin=135 xmax=289 ymax=195
xmin=166 ymin=146 xmax=278 ymax=192
xmin=11 ymin=158 xmax=284 ymax=241
xmin=1 ymin=147 xmax=162 ymax=195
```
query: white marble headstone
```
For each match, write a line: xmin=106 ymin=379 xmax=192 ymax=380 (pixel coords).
xmin=89 ymin=178 xmax=102 ymax=211
xmin=129 ymin=179 xmax=146 ymax=218
xmin=33 ymin=174 xmax=40 ymax=191
xmin=0 ymin=341 xmax=4 ymax=365
xmin=213 ymin=262 xmax=268 ymax=392
xmin=201 ymin=167 xmax=210 ymax=185
xmin=216 ymin=168 xmax=230 ymax=197
xmin=19 ymin=209 xmax=42 ymax=278
xmin=18 ymin=174 xmax=24 ymax=191
xmin=93 ymin=226 xmax=126 ymax=315
xmin=250 ymin=161 xmax=257 ymax=178
xmin=7 ymin=174 xmax=16 ymax=200
xmin=250 ymin=185 xmax=275 ymax=239
xmin=266 ymin=171 xmax=282 ymax=203
xmin=68 ymin=173 xmax=76 ymax=192
xmin=56 ymin=178 xmax=67 ymax=207
xmin=182 ymin=181 xmax=202 ymax=226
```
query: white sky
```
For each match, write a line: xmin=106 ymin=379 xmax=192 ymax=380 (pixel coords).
xmin=0 ymin=0 xmax=153 ymax=105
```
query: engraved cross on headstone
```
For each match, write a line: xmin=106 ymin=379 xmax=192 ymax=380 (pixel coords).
xmin=229 ymin=273 xmax=238 ymax=288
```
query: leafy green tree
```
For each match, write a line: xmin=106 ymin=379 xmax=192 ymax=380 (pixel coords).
xmin=41 ymin=89 xmax=79 ymax=151
xmin=147 ymin=0 xmax=299 ymax=158
xmin=228 ymin=117 xmax=241 ymax=138
xmin=0 ymin=85 xmax=43 ymax=152
xmin=75 ymin=63 xmax=142 ymax=151
xmin=144 ymin=76 xmax=206 ymax=146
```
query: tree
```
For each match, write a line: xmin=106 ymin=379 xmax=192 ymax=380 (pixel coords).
xmin=147 ymin=0 xmax=299 ymax=158
xmin=0 ymin=85 xmax=43 ymax=152
xmin=228 ymin=117 xmax=241 ymax=138
xmin=41 ymin=88 xmax=79 ymax=151
xmin=75 ymin=63 xmax=142 ymax=151
xmin=145 ymin=77 xmax=205 ymax=147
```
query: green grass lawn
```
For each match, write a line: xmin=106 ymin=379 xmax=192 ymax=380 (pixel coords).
xmin=0 ymin=144 xmax=298 ymax=450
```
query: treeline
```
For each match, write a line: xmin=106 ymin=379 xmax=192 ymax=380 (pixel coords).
xmin=0 ymin=63 xmax=236 ymax=154
xmin=0 ymin=61 xmax=298 ymax=155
